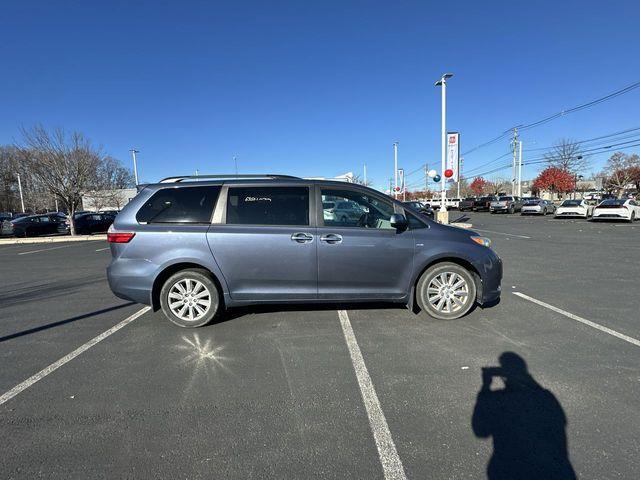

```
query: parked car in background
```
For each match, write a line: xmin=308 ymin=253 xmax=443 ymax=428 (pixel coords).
xmin=591 ymin=198 xmax=640 ymax=222
xmin=554 ymin=199 xmax=594 ymax=219
xmin=8 ymin=214 xmax=69 ymax=237
xmin=327 ymin=200 xmax=365 ymax=224
xmin=402 ymin=201 xmax=434 ymax=219
xmin=521 ymin=198 xmax=556 ymax=215
xmin=458 ymin=197 xmax=476 ymax=211
xmin=73 ymin=213 xmax=116 ymax=234
xmin=472 ymin=196 xmax=497 ymax=211
xmin=107 ymin=174 xmax=502 ymax=327
xmin=490 ymin=196 xmax=522 ymax=214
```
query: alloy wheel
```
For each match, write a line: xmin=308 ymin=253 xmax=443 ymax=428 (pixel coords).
xmin=426 ymin=271 xmax=470 ymax=314
xmin=167 ymin=278 xmax=212 ymax=322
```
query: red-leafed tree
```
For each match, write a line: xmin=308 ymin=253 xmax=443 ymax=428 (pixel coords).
xmin=469 ymin=177 xmax=488 ymax=196
xmin=532 ymin=167 xmax=575 ymax=197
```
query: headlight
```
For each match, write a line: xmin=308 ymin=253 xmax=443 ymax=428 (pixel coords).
xmin=470 ymin=236 xmax=491 ymax=247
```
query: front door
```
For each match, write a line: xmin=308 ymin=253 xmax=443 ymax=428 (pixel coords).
xmin=207 ymin=184 xmax=317 ymax=301
xmin=317 ymin=186 xmax=415 ymax=300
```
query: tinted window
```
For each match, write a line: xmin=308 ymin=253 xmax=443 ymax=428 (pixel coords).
xmin=321 ymin=188 xmax=394 ymax=229
xmin=226 ymin=186 xmax=309 ymax=226
xmin=136 ymin=186 xmax=221 ymax=224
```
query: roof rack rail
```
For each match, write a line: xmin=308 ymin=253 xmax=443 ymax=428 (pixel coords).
xmin=158 ymin=174 xmax=300 ymax=183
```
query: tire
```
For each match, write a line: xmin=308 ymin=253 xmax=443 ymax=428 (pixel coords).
xmin=160 ymin=268 xmax=220 ymax=328
xmin=340 ymin=216 xmax=348 ymax=224
xmin=542 ymin=208 xmax=547 ymax=216
xmin=628 ymin=212 xmax=635 ymax=223
xmin=416 ymin=262 xmax=477 ymax=320
xmin=509 ymin=205 xmax=515 ymax=214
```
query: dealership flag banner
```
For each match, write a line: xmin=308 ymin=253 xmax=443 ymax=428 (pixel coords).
xmin=446 ymin=132 xmax=460 ymax=182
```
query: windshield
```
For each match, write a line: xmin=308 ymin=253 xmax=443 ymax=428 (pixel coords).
xmin=561 ymin=200 xmax=582 ymax=206
xmin=498 ymin=197 xmax=513 ymax=201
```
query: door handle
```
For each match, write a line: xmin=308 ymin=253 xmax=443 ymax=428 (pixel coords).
xmin=320 ymin=233 xmax=343 ymax=244
xmin=291 ymin=232 xmax=313 ymax=243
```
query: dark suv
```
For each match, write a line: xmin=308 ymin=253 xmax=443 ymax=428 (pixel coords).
xmin=472 ymin=196 xmax=497 ymax=212
xmin=107 ymin=175 xmax=502 ymax=327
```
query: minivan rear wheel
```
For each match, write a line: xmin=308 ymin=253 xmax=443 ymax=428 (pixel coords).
xmin=416 ymin=263 xmax=477 ymax=320
xmin=160 ymin=269 xmax=220 ymax=328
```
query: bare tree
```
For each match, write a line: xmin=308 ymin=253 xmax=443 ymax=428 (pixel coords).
xmin=18 ymin=126 xmax=104 ymax=234
xmin=544 ymin=138 xmax=587 ymax=173
xmin=486 ymin=178 xmax=510 ymax=195
xmin=602 ymin=152 xmax=638 ymax=195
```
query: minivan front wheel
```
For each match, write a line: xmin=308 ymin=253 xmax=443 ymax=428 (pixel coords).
xmin=416 ymin=263 xmax=477 ymax=320
xmin=160 ymin=269 xmax=220 ymax=327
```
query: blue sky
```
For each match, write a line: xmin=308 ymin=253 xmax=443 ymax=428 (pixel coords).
xmin=2 ymin=1 xmax=639 ymax=191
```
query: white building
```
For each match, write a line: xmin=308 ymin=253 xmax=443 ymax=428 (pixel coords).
xmin=82 ymin=188 xmax=137 ymax=212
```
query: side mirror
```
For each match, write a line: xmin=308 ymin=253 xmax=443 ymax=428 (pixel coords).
xmin=390 ymin=213 xmax=408 ymax=231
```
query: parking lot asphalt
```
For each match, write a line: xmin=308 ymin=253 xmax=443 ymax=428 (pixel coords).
xmin=1 ymin=213 xmax=639 ymax=479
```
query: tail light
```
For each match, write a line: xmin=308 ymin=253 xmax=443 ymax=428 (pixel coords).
xmin=107 ymin=232 xmax=135 ymax=243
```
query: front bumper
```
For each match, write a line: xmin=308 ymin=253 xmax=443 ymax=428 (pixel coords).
xmin=521 ymin=206 xmax=542 ymax=214
xmin=473 ymin=250 xmax=502 ymax=305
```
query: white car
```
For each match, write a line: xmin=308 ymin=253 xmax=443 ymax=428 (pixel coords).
xmin=591 ymin=198 xmax=640 ymax=222
xmin=554 ymin=199 xmax=594 ymax=219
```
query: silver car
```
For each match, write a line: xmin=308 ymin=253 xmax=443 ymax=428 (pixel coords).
xmin=521 ymin=199 xmax=556 ymax=215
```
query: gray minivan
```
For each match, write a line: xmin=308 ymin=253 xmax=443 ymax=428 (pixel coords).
xmin=107 ymin=175 xmax=502 ymax=327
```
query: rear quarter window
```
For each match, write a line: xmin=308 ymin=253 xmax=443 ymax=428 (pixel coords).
xmin=136 ymin=185 xmax=221 ymax=224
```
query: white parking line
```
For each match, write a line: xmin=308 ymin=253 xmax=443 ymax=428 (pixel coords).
xmin=17 ymin=245 xmax=74 ymax=255
xmin=0 ymin=307 xmax=150 ymax=406
xmin=513 ymin=292 xmax=640 ymax=347
xmin=472 ymin=228 xmax=531 ymax=239
xmin=338 ymin=310 xmax=407 ymax=480
xmin=95 ymin=247 xmax=110 ymax=252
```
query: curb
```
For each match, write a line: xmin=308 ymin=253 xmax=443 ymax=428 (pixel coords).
xmin=0 ymin=234 xmax=107 ymax=246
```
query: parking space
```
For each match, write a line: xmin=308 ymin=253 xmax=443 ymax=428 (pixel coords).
xmin=1 ymin=213 xmax=639 ymax=479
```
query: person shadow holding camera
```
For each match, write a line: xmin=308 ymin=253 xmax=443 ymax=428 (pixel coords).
xmin=472 ymin=352 xmax=577 ymax=480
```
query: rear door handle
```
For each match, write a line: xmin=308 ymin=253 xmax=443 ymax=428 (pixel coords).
xmin=320 ymin=233 xmax=343 ymax=244
xmin=291 ymin=232 xmax=314 ymax=243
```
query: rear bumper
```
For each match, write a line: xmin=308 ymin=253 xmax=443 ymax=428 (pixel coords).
xmin=521 ymin=207 xmax=542 ymax=214
xmin=107 ymin=258 xmax=155 ymax=306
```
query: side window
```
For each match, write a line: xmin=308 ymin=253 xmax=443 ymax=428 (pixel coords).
xmin=321 ymin=188 xmax=394 ymax=229
xmin=226 ymin=186 xmax=309 ymax=226
xmin=136 ymin=186 xmax=221 ymax=224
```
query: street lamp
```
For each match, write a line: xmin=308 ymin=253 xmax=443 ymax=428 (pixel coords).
xmin=435 ymin=73 xmax=453 ymax=222
xmin=130 ymin=149 xmax=140 ymax=186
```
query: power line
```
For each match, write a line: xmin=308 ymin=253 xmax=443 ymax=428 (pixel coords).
xmin=462 ymin=80 xmax=640 ymax=156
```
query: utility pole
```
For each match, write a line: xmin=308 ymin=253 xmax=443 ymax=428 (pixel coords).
xmin=17 ymin=173 xmax=25 ymax=213
xmin=55 ymin=197 xmax=59 ymax=212
xmin=393 ymin=142 xmax=399 ymax=198
xmin=458 ymin=157 xmax=463 ymax=198
xmin=195 ymin=169 xmax=199 ymax=177
xmin=435 ymin=73 xmax=453 ymax=223
xmin=129 ymin=149 xmax=140 ymax=186
xmin=511 ymin=128 xmax=518 ymax=195
xmin=233 ymin=156 xmax=238 ymax=175
xmin=388 ymin=177 xmax=393 ymax=197
xmin=517 ymin=141 xmax=523 ymax=197
xmin=424 ymin=164 xmax=429 ymax=194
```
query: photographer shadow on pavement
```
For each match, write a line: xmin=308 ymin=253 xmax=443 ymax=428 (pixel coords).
xmin=472 ymin=352 xmax=577 ymax=480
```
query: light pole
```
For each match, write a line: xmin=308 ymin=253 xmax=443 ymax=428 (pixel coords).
xmin=129 ymin=149 xmax=140 ymax=186
xmin=393 ymin=142 xmax=399 ymax=198
xmin=435 ymin=73 xmax=453 ymax=222
xmin=17 ymin=173 xmax=25 ymax=213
